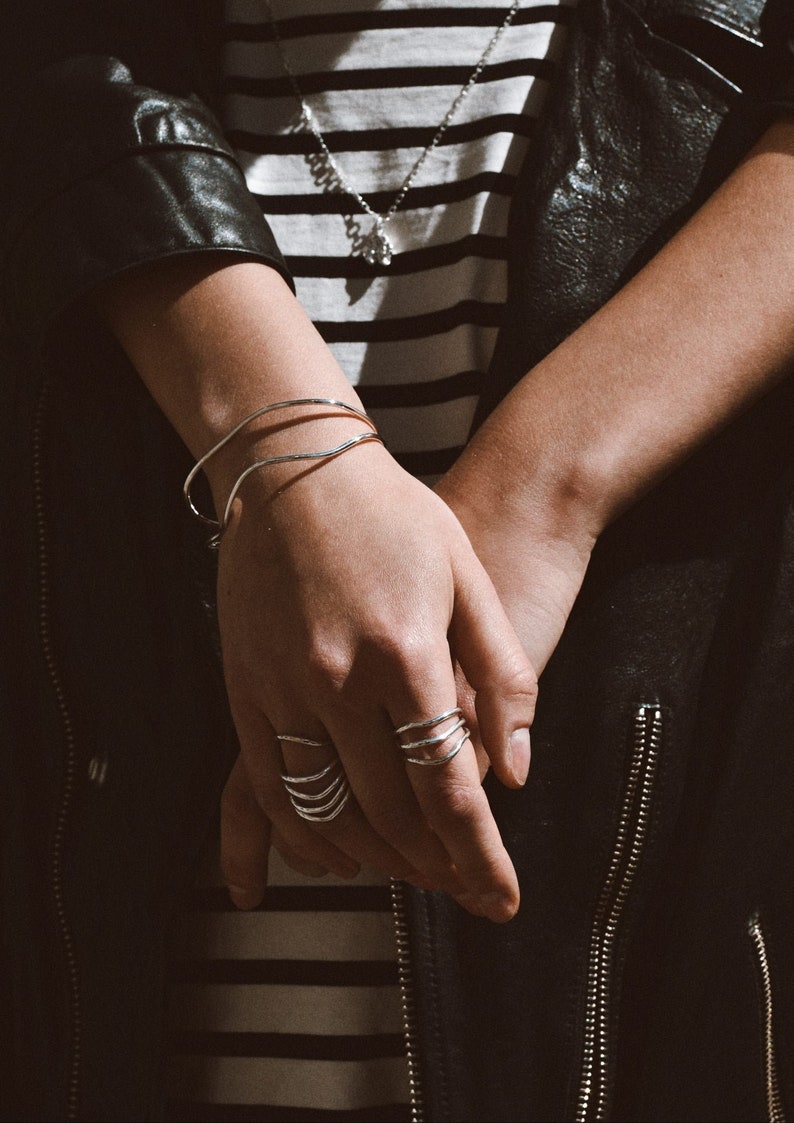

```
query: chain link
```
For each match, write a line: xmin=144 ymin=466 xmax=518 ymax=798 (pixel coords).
xmin=264 ymin=1 xmax=523 ymax=264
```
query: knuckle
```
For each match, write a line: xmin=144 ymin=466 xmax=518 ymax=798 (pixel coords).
xmin=423 ymin=776 xmax=481 ymax=828
xmin=304 ymin=637 xmax=353 ymax=695
xmin=501 ymin=661 xmax=539 ymax=705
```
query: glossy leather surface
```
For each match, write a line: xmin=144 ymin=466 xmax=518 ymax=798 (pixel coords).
xmin=0 ymin=1 xmax=792 ymax=1119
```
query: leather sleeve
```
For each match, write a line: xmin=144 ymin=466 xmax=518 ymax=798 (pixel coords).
xmin=0 ymin=1 xmax=291 ymax=348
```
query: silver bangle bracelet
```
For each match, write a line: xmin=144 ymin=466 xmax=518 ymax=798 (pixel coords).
xmin=182 ymin=397 xmax=377 ymax=527
xmin=208 ymin=430 xmax=383 ymax=547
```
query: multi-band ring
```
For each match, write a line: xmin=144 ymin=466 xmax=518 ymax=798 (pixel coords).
xmin=394 ymin=707 xmax=471 ymax=766
xmin=276 ymin=733 xmax=351 ymax=822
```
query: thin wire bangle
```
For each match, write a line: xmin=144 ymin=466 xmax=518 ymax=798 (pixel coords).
xmin=208 ymin=431 xmax=384 ymax=548
xmin=183 ymin=397 xmax=376 ymax=525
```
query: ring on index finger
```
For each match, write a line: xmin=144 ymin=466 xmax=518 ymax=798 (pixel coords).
xmin=277 ymin=733 xmax=351 ymax=823
xmin=394 ymin=708 xmax=471 ymax=767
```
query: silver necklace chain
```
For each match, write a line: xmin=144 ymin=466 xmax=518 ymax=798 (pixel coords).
xmin=264 ymin=1 xmax=523 ymax=266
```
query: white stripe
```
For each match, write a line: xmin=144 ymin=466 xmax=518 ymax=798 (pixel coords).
xmin=168 ymin=1054 xmax=410 ymax=1108
xmin=332 ymin=324 xmax=500 ymax=384
xmin=227 ymin=0 xmax=549 ymax=22
xmin=227 ymin=74 xmax=547 ymax=140
xmin=225 ymin=20 xmax=560 ymax=76
xmin=293 ymin=256 xmax=506 ymax=323
xmin=168 ymin=983 xmax=405 ymax=1034
xmin=229 ymin=131 xmax=527 ymax=194
xmin=369 ymin=396 xmax=478 ymax=452
xmin=261 ymin=197 xmax=510 ymax=258
xmin=170 ymin=910 xmax=398 ymax=961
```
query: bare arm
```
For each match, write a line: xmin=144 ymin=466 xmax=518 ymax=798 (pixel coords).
xmin=102 ymin=258 xmax=536 ymax=922
xmin=438 ymin=118 xmax=794 ymax=675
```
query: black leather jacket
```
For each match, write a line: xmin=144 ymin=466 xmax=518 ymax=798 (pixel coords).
xmin=1 ymin=2 xmax=793 ymax=1120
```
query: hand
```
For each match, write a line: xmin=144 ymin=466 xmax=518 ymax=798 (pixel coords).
xmin=435 ymin=456 xmax=597 ymax=766
xmin=213 ymin=430 xmax=537 ymax=923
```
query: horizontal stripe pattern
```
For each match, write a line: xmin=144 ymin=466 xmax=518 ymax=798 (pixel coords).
xmin=167 ymin=853 xmax=410 ymax=1116
xmin=222 ymin=0 xmax=571 ymax=485
xmin=167 ymin=3 xmax=571 ymax=1117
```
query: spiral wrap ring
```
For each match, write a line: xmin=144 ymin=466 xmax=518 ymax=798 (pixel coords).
xmin=394 ymin=707 xmax=471 ymax=766
xmin=277 ymin=734 xmax=351 ymax=822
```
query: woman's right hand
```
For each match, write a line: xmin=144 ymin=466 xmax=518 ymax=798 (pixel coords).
xmin=102 ymin=258 xmax=536 ymax=923
xmin=211 ymin=425 xmax=536 ymax=923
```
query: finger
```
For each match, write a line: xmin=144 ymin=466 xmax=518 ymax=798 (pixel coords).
xmin=221 ymin=754 xmax=272 ymax=909
xmin=450 ymin=549 xmax=538 ymax=789
xmin=320 ymin=705 xmax=463 ymax=895
xmin=227 ymin=688 xmax=360 ymax=880
xmin=270 ymin=828 xmax=340 ymax=879
xmin=387 ymin=664 xmax=520 ymax=922
xmin=452 ymin=662 xmax=489 ymax=781
xmin=273 ymin=710 xmax=422 ymax=884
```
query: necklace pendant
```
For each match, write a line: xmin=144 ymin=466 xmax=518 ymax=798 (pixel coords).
xmin=362 ymin=219 xmax=394 ymax=267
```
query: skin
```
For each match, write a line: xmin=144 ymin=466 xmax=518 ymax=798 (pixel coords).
xmin=102 ymin=115 xmax=794 ymax=923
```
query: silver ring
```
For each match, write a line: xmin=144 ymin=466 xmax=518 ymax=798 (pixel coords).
xmin=399 ymin=716 xmax=466 ymax=751
xmin=282 ymin=760 xmax=344 ymax=801
xmin=280 ymin=759 xmax=351 ymax=822
xmin=276 ymin=733 xmax=333 ymax=748
xmin=281 ymin=759 xmax=339 ymax=785
xmin=394 ymin=707 xmax=461 ymax=735
xmin=402 ymin=729 xmax=471 ymax=767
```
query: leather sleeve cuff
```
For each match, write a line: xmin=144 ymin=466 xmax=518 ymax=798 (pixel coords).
xmin=1 ymin=56 xmax=292 ymax=345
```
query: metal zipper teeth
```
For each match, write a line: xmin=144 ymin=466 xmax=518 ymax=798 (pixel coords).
xmin=576 ymin=704 xmax=663 ymax=1122
xmin=748 ymin=913 xmax=785 ymax=1123
xmin=390 ymin=878 xmax=426 ymax=1122
xmin=32 ymin=377 xmax=83 ymax=1120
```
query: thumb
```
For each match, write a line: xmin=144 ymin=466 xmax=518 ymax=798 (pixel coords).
xmin=450 ymin=549 xmax=538 ymax=789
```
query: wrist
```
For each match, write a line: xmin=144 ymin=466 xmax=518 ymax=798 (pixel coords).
xmin=439 ymin=427 xmax=603 ymax=560
xmin=201 ymin=401 xmax=378 ymax=523
xmin=102 ymin=256 xmax=364 ymax=460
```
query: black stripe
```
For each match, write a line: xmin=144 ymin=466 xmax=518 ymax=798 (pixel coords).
xmin=166 ymin=1103 xmax=410 ymax=1122
xmin=286 ymin=232 xmax=507 ymax=278
xmin=172 ymin=959 xmax=398 ymax=986
xmin=316 ymin=299 xmax=503 ymax=343
xmin=185 ymin=885 xmax=393 ymax=912
xmin=225 ymin=56 xmax=554 ymax=97
xmin=226 ymin=110 xmax=535 ymax=155
xmin=225 ymin=5 xmax=573 ymax=40
xmin=168 ymin=1031 xmax=405 ymax=1060
xmin=256 ymin=169 xmax=514 ymax=214
xmin=358 ymin=370 xmax=482 ymax=409
xmin=394 ymin=446 xmax=464 ymax=476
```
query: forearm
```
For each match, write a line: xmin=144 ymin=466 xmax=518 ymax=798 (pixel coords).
xmin=101 ymin=257 xmax=364 ymax=497
xmin=444 ymin=118 xmax=794 ymax=546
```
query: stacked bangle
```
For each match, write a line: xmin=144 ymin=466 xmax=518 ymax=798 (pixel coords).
xmin=182 ymin=398 xmax=382 ymax=547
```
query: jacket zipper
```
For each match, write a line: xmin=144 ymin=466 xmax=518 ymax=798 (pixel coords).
xmin=748 ymin=913 xmax=785 ymax=1123
xmin=391 ymin=878 xmax=425 ymax=1122
xmin=576 ymin=703 xmax=663 ymax=1122
xmin=32 ymin=377 xmax=83 ymax=1120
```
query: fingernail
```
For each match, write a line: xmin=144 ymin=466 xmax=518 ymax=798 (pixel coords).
xmin=454 ymin=890 xmax=516 ymax=922
xmin=228 ymin=885 xmax=262 ymax=910
xmin=510 ymin=727 xmax=532 ymax=785
xmin=478 ymin=891 xmax=518 ymax=923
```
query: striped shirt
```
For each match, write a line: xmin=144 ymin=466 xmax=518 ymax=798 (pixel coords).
xmin=167 ymin=3 xmax=572 ymax=1119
